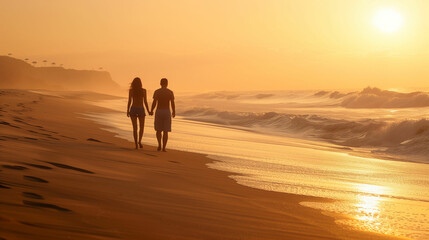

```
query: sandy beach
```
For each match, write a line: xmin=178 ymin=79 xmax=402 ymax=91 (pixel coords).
xmin=0 ymin=89 xmax=403 ymax=240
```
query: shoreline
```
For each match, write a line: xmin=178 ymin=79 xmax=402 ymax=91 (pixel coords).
xmin=0 ymin=89 xmax=402 ymax=239
xmin=87 ymin=96 xmax=429 ymax=166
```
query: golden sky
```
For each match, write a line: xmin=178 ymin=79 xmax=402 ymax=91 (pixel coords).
xmin=1 ymin=0 xmax=429 ymax=92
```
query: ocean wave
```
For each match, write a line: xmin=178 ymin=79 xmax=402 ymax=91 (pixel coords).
xmin=186 ymin=87 xmax=429 ymax=109
xmin=318 ymin=87 xmax=429 ymax=108
xmin=181 ymin=108 xmax=429 ymax=159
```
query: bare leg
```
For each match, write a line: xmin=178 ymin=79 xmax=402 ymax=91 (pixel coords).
xmin=162 ymin=131 xmax=168 ymax=152
xmin=138 ymin=116 xmax=145 ymax=148
xmin=156 ymin=131 xmax=162 ymax=151
xmin=130 ymin=116 xmax=138 ymax=149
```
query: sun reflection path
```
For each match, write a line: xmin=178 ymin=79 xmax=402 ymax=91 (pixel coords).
xmin=356 ymin=195 xmax=382 ymax=230
xmin=350 ymin=183 xmax=394 ymax=235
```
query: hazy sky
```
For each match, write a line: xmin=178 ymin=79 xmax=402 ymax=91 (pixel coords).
xmin=2 ymin=0 xmax=429 ymax=92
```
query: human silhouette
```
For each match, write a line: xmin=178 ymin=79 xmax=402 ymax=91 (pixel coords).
xmin=150 ymin=78 xmax=175 ymax=152
xmin=127 ymin=77 xmax=150 ymax=149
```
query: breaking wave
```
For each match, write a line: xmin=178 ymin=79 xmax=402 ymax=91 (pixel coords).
xmin=181 ymin=108 xmax=429 ymax=160
xmin=178 ymin=87 xmax=429 ymax=161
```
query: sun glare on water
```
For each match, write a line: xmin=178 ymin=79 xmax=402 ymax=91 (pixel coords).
xmin=373 ymin=8 xmax=404 ymax=33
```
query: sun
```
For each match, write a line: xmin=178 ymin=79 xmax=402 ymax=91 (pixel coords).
xmin=373 ymin=8 xmax=404 ymax=33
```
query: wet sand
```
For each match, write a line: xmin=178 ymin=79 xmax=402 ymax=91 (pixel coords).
xmin=0 ymin=90 xmax=401 ymax=240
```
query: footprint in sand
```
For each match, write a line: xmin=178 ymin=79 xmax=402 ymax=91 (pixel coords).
xmin=22 ymin=163 xmax=52 ymax=170
xmin=0 ymin=183 xmax=11 ymax=189
xmin=22 ymin=192 xmax=44 ymax=200
xmin=0 ymin=121 xmax=20 ymax=128
xmin=22 ymin=200 xmax=71 ymax=212
xmin=40 ymin=128 xmax=58 ymax=134
xmin=13 ymin=119 xmax=50 ymax=133
xmin=13 ymin=119 xmax=24 ymax=124
xmin=26 ymin=130 xmax=60 ymax=140
xmin=23 ymin=176 xmax=49 ymax=183
xmin=1 ymin=136 xmax=19 ymax=140
xmin=87 ymin=138 xmax=102 ymax=143
xmin=2 ymin=165 xmax=28 ymax=170
xmin=44 ymin=161 xmax=94 ymax=174
xmin=23 ymin=137 xmax=38 ymax=140
xmin=60 ymin=135 xmax=77 ymax=140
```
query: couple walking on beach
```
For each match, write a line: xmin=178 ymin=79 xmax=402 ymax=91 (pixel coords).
xmin=127 ymin=77 xmax=175 ymax=152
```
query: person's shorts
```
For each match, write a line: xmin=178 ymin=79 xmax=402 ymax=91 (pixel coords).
xmin=154 ymin=109 xmax=171 ymax=132
xmin=130 ymin=106 xmax=146 ymax=117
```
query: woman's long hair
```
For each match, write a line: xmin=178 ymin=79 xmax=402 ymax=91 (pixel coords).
xmin=130 ymin=77 xmax=143 ymax=96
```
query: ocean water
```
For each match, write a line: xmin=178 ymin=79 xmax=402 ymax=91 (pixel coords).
xmin=85 ymin=88 xmax=429 ymax=240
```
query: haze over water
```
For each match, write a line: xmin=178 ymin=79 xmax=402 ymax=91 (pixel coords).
xmin=86 ymin=89 xmax=429 ymax=240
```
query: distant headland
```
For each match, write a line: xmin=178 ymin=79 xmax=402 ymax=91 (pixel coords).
xmin=0 ymin=56 xmax=122 ymax=95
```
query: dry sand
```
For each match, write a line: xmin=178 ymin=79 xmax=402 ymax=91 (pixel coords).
xmin=0 ymin=90 xmax=401 ymax=240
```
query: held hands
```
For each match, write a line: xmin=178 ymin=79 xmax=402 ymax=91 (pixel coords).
xmin=128 ymin=110 xmax=171 ymax=117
